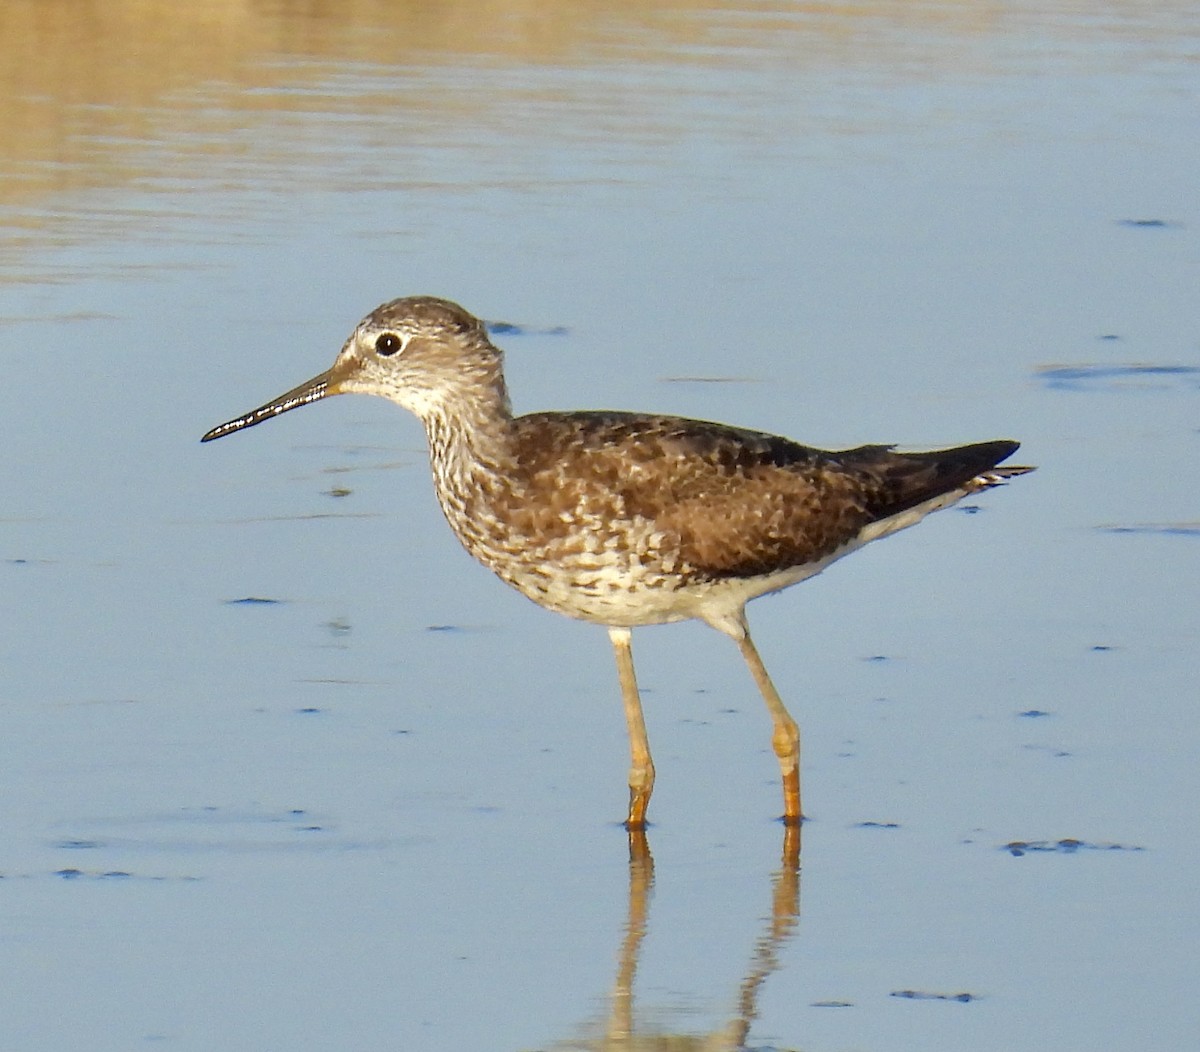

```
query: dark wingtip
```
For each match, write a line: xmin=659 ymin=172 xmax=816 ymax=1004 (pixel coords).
xmin=987 ymin=440 xmax=1036 ymax=475
xmin=982 ymin=439 xmax=1020 ymax=463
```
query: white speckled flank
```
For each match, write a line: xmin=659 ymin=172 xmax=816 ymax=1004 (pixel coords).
xmin=203 ymin=295 xmax=1034 ymax=828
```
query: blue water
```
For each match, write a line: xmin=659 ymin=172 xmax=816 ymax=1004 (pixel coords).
xmin=1 ymin=3 xmax=1197 ymax=1050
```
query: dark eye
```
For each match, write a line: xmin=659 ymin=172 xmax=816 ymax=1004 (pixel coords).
xmin=375 ymin=332 xmax=404 ymax=356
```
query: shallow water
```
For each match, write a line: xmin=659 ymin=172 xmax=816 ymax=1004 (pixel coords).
xmin=2 ymin=2 xmax=1198 ymax=1050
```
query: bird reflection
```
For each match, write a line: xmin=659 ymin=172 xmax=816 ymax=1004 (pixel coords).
xmin=540 ymin=827 xmax=801 ymax=1051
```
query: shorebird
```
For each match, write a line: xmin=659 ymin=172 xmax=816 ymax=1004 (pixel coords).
xmin=202 ymin=296 xmax=1032 ymax=828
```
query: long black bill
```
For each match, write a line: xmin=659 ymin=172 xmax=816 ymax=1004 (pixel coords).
xmin=201 ymin=369 xmax=333 ymax=443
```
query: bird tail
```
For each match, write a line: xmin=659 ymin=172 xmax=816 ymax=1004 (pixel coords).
xmin=966 ymin=463 xmax=1036 ymax=492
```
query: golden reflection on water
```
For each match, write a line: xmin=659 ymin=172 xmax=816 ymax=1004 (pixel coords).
xmin=2 ymin=0 xmax=1193 ymax=211
xmin=539 ymin=827 xmax=802 ymax=1052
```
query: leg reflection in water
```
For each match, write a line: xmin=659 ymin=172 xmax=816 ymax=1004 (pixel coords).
xmin=545 ymin=826 xmax=802 ymax=1052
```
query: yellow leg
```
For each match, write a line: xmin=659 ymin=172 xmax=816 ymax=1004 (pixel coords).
xmin=736 ymin=629 xmax=803 ymax=824
xmin=609 ymin=627 xmax=655 ymax=830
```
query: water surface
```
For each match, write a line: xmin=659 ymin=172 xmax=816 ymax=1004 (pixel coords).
xmin=1 ymin=2 xmax=1198 ymax=1050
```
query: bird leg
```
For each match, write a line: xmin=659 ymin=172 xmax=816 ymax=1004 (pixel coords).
xmin=736 ymin=629 xmax=803 ymax=824
xmin=609 ymin=627 xmax=655 ymax=830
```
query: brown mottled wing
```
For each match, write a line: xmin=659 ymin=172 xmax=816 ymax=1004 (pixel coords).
xmin=512 ymin=412 xmax=1027 ymax=579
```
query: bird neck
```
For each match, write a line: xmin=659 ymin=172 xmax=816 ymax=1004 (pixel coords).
xmin=421 ymin=378 xmax=518 ymax=495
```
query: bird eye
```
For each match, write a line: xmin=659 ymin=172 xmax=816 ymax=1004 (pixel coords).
xmin=375 ymin=332 xmax=405 ymax=356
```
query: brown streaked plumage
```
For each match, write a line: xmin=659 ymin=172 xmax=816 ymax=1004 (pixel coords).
xmin=202 ymin=295 xmax=1034 ymax=828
